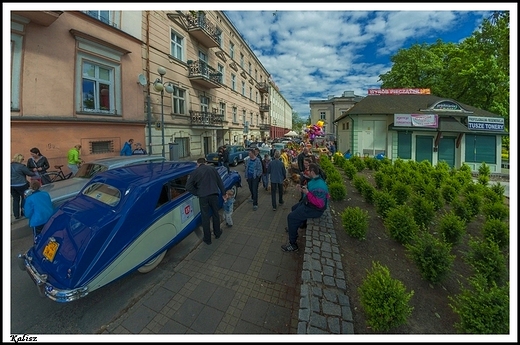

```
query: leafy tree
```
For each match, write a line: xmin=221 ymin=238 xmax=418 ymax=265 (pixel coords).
xmin=378 ymin=11 xmax=509 ymax=130
xmin=292 ymin=111 xmax=306 ymax=133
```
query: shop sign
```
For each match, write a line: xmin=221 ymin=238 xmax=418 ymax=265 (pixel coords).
xmin=467 ymin=116 xmax=504 ymax=131
xmin=394 ymin=114 xmax=438 ymax=128
xmin=368 ymin=88 xmax=431 ymax=95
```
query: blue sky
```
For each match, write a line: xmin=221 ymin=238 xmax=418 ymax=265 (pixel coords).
xmin=221 ymin=4 xmax=515 ymax=118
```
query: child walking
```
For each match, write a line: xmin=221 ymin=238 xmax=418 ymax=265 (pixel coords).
xmin=222 ymin=189 xmax=236 ymax=227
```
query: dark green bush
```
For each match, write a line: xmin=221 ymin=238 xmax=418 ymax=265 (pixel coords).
xmin=343 ymin=161 xmax=358 ymax=180
xmin=360 ymin=182 xmax=376 ymax=204
xmin=358 ymin=261 xmax=414 ymax=332
xmin=482 ymin=201 xmax=509 ymax=222
xmin=325 ymin=170 xmax=343 ymax=185
xmin=449 ymin=275 xmax=509 ymax=334
xmin=424 ymin=183 xmax=444 ymax=211
xmin=405 ymin=230 xmax=455 ymax=284
xmin=465 ymin=237 xmax=507 ymax=287
xmin=352 ymin=175 xmax=365 ymax=192
xmin=441 ymin=183 xmax=458 ymax=204
xmin=328 ymin=181 xmax=347 ymax=201
xmin=374 ymin=190 xmax=397 ymax=219
xmin=481 ymin=218 xmax=509 ymax=250
xmin=384 ymin=205 xmax=419 ymax=244
xmin=350 ymin=155 xmax=366 ymax=172
xmin=464 ymin=193 xmax=482 ymax=218
xmin=489 ymin=182 xmax=506 ymax=199
xmin=391 ymin=181 xmax=412 ymax=205
xmin=410 ymin=194 xmax=436 ymax=229
xmin=341 ymin=206 xmax=369 ymax=240
xmin=438 ymin=211 xmax=466 ymax=245
xmin=451 ymin=197 xmax=472 ymax=224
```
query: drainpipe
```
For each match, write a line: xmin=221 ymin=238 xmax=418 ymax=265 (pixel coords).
xmin=146 ymin=11 xmax=152 ymax=155
xmin=348 ymin=114 xmax=355 ymax=152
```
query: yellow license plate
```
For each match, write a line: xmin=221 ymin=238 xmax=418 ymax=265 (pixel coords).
xmin=43 ymin=241 xmax=59 ymax=262
xmin=213 ymin=157 xmax=218 ymax=161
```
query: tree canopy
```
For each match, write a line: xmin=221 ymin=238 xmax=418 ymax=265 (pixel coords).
xmin=378 ymin=11 xmax=510 ymax=132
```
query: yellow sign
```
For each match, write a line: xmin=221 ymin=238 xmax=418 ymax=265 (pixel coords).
xmin=43 ymin=241 xmax=59 ymax=262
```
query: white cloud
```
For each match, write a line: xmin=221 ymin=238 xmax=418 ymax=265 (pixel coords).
xmin=224 ymin=9 xmax=504 ymax=117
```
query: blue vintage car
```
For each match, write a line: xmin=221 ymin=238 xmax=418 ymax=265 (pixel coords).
xmin=17 ymin=161 xmax=241 ymax=302
xmin=206 ymin=145 xmax=249 ymax=166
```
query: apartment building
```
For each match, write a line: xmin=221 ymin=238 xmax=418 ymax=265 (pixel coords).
xmin=10 ymin=10 xmax=288 ymax=170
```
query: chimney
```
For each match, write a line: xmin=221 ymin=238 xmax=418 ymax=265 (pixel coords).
xmin=342 ymin=91 xmax=355 ymax=97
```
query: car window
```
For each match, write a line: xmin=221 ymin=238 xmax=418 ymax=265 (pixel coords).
xmin=156 ymin=175 xmax=189 ymax=209
xmin=76 ymin=163 xmax=108 ymax=179
xmin=82 ymin=182 xmax=121 ymax=206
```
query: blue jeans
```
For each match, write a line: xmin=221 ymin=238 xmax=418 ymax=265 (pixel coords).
xmin=287 ymin=200 xmax=324 ymax=244
xmin=261 ymin=173 xmax=269 ymax=189
xmin=247 ymin=177 xmax=260 ymax=206
xmin=198 ymin=194 xmax=222 ymax=242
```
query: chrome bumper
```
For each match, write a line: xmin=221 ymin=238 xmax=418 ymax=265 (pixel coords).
xmin=17 ymin=253 xmax=89 ymax=303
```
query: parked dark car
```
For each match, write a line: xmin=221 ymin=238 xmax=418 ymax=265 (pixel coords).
xmin=206 ymin=145 xmax=249 ymax=166
xmin=18 ymin=162 xmax=241 ymax=302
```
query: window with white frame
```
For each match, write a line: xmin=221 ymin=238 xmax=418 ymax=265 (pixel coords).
xmin=232 ymin=106 xmax=237 ymax=123
xmin=242 ymin=110 xmax=246 ymax=124
xmin=216 ymin=28 xmax=222 ymax=47
xmin=250 ymin=112 xmax=253 ymax=126
xmin=174 ymin=137 xmax=190 ymax=158
xmin=229 ymin=41 xmax=234 ymax=59
xmin=85 ymin=10 xmax=111 ymax=25
xmin=255 ymin=69 xmax=257 ymax=80
xmin=255 ymin=91 xmax=258 ymax=103
xmin=200 ymin=96 xmax=209 ymax=113
xmin=240 ymin=53 xmax=244 ymax=68
xmin=256 ymin=113 xmax=259 ymax=126
xmin=11 ymin=32 xmax=23 ymax=110
xmin=231 ymin=74 xmax=236 ymax=91
xmin=248 ymin=62 xmax=252 ymax=75
xmin=249 ymin=87 xmax=252 ymax=100
xmin=74 ymin=36 xmax=123 ymax=115
xmin=81 ymin=61 xmax=116 ymax=114
xmin=241 ymin=81 xmax=245 ymax=96
xmin=172 ymin=86 xmax=185 ymax=114
xmin=170 ymin=30 xmax=184 ymax=61
xmin=320 ymin=111 xmax=326 ymax=120
xmin=219 ymin=102 xmax=226 ymax=117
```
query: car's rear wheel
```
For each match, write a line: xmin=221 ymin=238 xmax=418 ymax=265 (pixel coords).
xmin=138 ymin=250 xmax=166 ymax=273
xmin=231 ymin=184 xmax=238 ymax=199
xmin=233 ymin=157 xmax=239 ymax=166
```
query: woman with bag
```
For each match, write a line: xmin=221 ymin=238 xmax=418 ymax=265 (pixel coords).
xmin=26 ymin=147 xmax=50 ymax=184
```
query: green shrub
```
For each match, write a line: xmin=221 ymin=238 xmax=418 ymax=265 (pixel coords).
xmin=441 ymin=183 xmax=458 ymax=204
xmin=325 ymin=170 xmax=342 ymax=185
xmin=451 ymin=197 xmax=472 ymax=224
xmin=438 ymin=211 xmax=466 ymax=245
xmin=481 ymin=219 xmax=509 ymax=250
xmin=374 ymin=190 xmax=397 ymax=219
xmin=465 ymin=193 xmax=482 ymax=218
xmin=328 ymin=181 xmax=347 ymax=201
xmin=343 ymin=161 xmax=358 ymax=180
xmin=489 ymin=182 xmax=506 ymax=199
xmin=341 ymin=206 xmax=369 ymax=240
xmin=482 ymin=201 xmax=509 ymax=222
xmin=449 ymin=275 xmax=509 ymax=334
xmin=410 ymin=194 xmax=436 ymax=229
xmin=405 ymin=230 xmax=455 ymax=284
xmin=384 ymin=205 xmax=419 ymax=244
xmin=478 ymin=162 xmax=491 ymax=178
xmin=477 ymin=175 xmax=490 ymax=186
xmin=391 ymin=181 xmax=412 ymax=205
xmin=360 ymin=182 xmax=376 ymax=204
xmin=358 ymin=261 xmax=414 ymax=332
xmin=424 ymin=183 xmax=444 ymax=211
xmin=481 ymin=186 xmax=503 ymax=204
xmin=352 ymin=175 xmax=365 ymax=192
xmin=350 ymin=155 xmax=366 ymax=172
xmin=465 ymin=237 xmax=507 ymax=287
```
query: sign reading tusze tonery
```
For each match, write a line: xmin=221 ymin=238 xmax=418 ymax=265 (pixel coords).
xmin=467 ymin=116 xmax=504 ymax=131
xmin=394 ymin=114 xmax=439 ymax=128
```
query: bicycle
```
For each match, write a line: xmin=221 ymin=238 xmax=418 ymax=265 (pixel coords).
xmin=41 ymin=165 xmax=74 ymax=183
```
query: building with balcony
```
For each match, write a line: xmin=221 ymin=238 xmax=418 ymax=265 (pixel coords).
xmin=10 ymin=9 xmax=279 ymax=167
xmin=269 ymin=82 xmax=293 ymax=139
xmin=309 ymin=90 xmax=364 ymax=144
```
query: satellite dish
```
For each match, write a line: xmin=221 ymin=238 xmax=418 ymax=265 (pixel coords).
xmin=137 ymin=74 xmax=147 ymax=86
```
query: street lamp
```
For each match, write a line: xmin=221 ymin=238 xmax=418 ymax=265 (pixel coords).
xmin=153 ymin=66 xmax=174 ymax=158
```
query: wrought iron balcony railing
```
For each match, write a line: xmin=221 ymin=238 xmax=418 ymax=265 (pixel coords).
xmin=259 ymin=103 xmax=270 ymax=112
xmin=189 ymin=110 xmax=224 ymax=127
xmin=187 ymin=59 xmax=222 ymax=88
xmin=256 ymin=82 xmax=269 ymax=94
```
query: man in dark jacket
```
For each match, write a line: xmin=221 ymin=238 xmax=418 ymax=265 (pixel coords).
xmin=186 ymin=158 xmax=226 ymax=245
